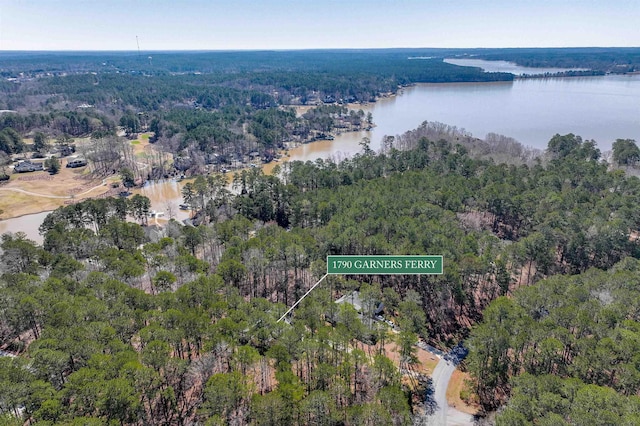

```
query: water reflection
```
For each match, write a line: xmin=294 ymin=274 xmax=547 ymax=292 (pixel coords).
xmin=135 ymin=179 xmax=190 ymax=222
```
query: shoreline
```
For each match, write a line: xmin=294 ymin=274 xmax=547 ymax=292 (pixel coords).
xmin=0 ymin=72 xmax=628 ymax=224
xmin=0 ymin=209 xmax=53 ymax=221
xmin=0 ymin=103 xmax=373 ymax=222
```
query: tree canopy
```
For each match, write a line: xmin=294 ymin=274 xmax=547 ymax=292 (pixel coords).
xmin=2 ymin=73 xmax=640 ymax=422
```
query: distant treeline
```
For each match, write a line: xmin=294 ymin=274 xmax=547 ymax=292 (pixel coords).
xmin=1 ymin=48 xmax=639 ymax=76
xmin=466 ymin=47 xmax=640 ymax=74
xmin=0 ymin=49 xmax=509 ymax=76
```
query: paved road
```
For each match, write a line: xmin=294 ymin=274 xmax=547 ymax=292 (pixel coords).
xmin=368 ymin=318 xmax=475 ymax=425
xmin=424 ymin=357 xmax=474 ymax=426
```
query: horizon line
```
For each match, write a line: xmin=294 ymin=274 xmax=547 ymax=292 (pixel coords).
xmin=1 ymin=46 xmax=639 ymax=54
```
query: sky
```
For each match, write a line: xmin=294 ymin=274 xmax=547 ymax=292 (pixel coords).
xmin=0 ymin=0 xmax=638 ymax=51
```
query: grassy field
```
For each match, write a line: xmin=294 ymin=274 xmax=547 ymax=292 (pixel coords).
xmin=0 ymin=162 xmax=114 ymax=219
xmin=0 ymin=134 xmax=159 ymax=220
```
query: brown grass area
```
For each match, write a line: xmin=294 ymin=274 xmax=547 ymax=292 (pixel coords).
xmin=6 ymin=166 xmax=91 ymax=195
xmin=131 ymin=133 xmax=174 ymax=172
xmin=132 ymin=133 xmax=152 ymax=156
xmin=446 ymin=370 xmax=480 ymax=415
xmin=0 ymin=136 xmax=163 ymax=220
xmin=292 ymin=105 xmax=316 ymax=117
xmin=0 ymin=159 xmax=115 ymax=220
xmin=0 ymin=191 xmax=65 ymax=219
xmin=355 ymin=340 xmax=439 ymax=375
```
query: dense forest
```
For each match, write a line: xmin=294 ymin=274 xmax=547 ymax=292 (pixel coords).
xmin=2 ymin=123 xmax=640 ymax=423
xmin=2 ymin=48 xmax=640 ymax=424
xmin=468 ymin=260 xmax=640 ymax=425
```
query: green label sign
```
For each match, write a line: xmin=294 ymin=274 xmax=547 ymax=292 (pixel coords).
xmin=327 ymin=255 xmax=443 ymax=275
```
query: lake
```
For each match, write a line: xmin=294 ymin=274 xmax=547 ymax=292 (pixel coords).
xmin=0 ymin=211 xmax=50 ymax=243
xmin=282 ymin=74 xmax=640 ymax=164
xmin=3 ymin=72 xmax=640 ymax=242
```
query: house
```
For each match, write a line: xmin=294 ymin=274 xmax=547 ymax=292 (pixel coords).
xmin=205 ymin=153 xmax=220 ymax=165
xmin=13 ymin=160 xmax=44 ymax=173
xmin=335 ymin=291 xmax=385 ymax=317
xmin=174 ymin=156 xmax=192 ymax=171
xmin=66 ymin=158 xmax=87 ymax=168
xmin=59 ymin=144 xmax=76 ymax=156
